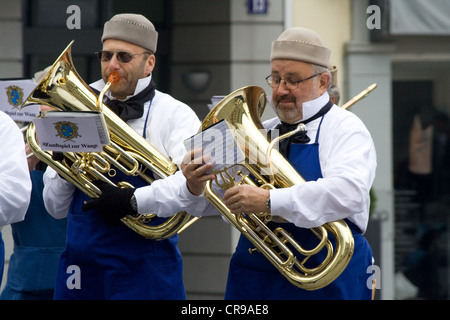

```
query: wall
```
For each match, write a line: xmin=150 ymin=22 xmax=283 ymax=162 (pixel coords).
xmin=291 ymin=0 xmax=352 ymax=102
xmin=346 ymin=0 xmax=395 ymax=299
xmin=0 ymin=0 xmax=23 ymax=78
xmin=230 ymin=0 xmax=284 ymax=123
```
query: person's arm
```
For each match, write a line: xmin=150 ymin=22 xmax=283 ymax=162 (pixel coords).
xmin=0 ymin=114 xmax=32 ymax=225
xmin=135 ymin=100 xmax=216 ymax=218
xmin=43 ymin=166 xmax=76 ymax=219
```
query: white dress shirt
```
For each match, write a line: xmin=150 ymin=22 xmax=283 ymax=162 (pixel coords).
xmin=0 ymin=111 xmax=31 ymax=226
xmin=265 ymin=92 xmax=377 ymax=233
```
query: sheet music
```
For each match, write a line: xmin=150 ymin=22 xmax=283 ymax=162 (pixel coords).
xmin=34 ymin=111 xmax=110 ymax=152
xmin=95 ymin=113 xmax=110 ymax=145
xmin=184 ymin=119 xmax=245 ymax=172
xmin=0 ymin=79 xmax=40 ymax=121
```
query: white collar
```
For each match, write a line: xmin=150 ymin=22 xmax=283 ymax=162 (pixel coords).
xmin=300 ymin=91 xmax=330 ymax=123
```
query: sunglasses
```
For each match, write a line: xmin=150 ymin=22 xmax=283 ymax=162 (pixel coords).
xmin=95 ymin=50 xmax=151 ymax=63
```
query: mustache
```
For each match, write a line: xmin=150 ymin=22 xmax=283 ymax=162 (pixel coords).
xmin=275 ymin=94 xmax=296 ymax=104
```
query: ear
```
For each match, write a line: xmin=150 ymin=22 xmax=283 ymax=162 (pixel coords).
xmin=145 ymin=54 xmax=156 ymax=76
xmin=318 ymin=72 xmax=331 ymax=94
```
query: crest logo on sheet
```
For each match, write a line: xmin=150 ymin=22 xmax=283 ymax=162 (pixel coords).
xmin=54 ymin=121 xmax=81 ymax=142
xmin=6 ymin=85 xmax=24 ymax=108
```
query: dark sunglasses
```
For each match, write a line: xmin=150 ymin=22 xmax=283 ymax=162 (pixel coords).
xmin=95 ymin=50 xmax=151 ymax=63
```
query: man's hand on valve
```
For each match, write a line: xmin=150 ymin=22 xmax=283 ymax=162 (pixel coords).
xmin=223 ymin=184 xmax=270 ymax=215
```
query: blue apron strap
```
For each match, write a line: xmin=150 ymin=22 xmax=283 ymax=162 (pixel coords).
xmin=314 ymin=111 xmax=327 ymax=144
xmin=142 ymin=98 xmax=153 ymax=139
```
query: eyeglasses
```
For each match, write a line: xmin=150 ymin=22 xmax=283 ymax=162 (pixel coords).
xmin=95 ymin=50 xmax=151 ymax=63
xmin=265 ymin=73 xmax=321 ymax=90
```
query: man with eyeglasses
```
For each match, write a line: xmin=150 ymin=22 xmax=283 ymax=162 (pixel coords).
xmin=179 ymin=27 xmax=377 ymax=299
xmin=42 ymin=13 xmax=201 ymax=300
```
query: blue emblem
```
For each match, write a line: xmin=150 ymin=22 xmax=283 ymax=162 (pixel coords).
xmin=6 ymin=85 xmax=24 ymax=108
xmin=54 ymin=121 xmax=80 ymax=142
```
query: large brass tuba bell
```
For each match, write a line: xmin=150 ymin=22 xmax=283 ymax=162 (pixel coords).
xmin=21 ymin=41 xmax=195 ymax=239
xmin=201 ymin=86 xmax=354 ymax=290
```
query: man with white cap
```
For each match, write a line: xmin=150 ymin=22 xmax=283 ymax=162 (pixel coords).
xmin=42 ymin=13 xmax=200 ymax=299
xmin=181 ymin=27 xmax=377 ymax=299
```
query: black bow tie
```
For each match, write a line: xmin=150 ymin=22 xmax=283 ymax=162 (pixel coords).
xmin=92 ymin=79 xmax=156 ymax=122
xmin=273 ymin=100 xmax=333 ymax=158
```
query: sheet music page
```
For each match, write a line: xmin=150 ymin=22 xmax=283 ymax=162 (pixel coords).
xmin=95 ymin=113 xmax=110 ymax=145
xmin=0 ymin=79 xmax=40 ymax=121
xmin=34 ymin=111 xmax=110 ymax=152
xmin=184 ymin=119 xmax=245 ymax=172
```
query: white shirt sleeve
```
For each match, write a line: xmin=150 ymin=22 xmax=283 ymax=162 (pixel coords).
xmin=0 ymin=113 xmax=32 ymax=225
xmin=134 ymin=171 xmax=212 ymax=217
xmin=129 ymin=91 xmax=212 ymax=218
xmin=43 ymin=166 xmax=76 ymax=219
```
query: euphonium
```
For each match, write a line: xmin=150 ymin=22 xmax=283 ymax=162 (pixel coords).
xmin=21 ymin=40 xmax=195 ymax=239
xmin=201 ymin=86 xmax=354 ymax=290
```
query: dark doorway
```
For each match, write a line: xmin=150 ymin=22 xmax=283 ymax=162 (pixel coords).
xmin=393 ymin=80 xmax=450 ymax=299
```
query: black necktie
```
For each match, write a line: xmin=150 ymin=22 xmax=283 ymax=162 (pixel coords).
xmin=273 ymin=100 xmax=333 ymax=157
xmin=91 ymin=79 xmax=156 ymax=121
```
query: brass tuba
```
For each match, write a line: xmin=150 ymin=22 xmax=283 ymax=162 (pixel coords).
xmin=201 ymin=86 xmax=354 ymax=290
xmin=21 ymin=41 xmax=195 ymax=239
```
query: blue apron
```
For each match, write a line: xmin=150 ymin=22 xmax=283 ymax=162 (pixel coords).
xmin=53 ymin=101 xmax=186 ymax=300
xmin=225 ymin=115 xmax=373 ymax=300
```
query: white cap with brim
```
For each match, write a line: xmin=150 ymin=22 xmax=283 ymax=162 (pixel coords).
xmin=270 ymin=27 xmax=330 ymax=68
